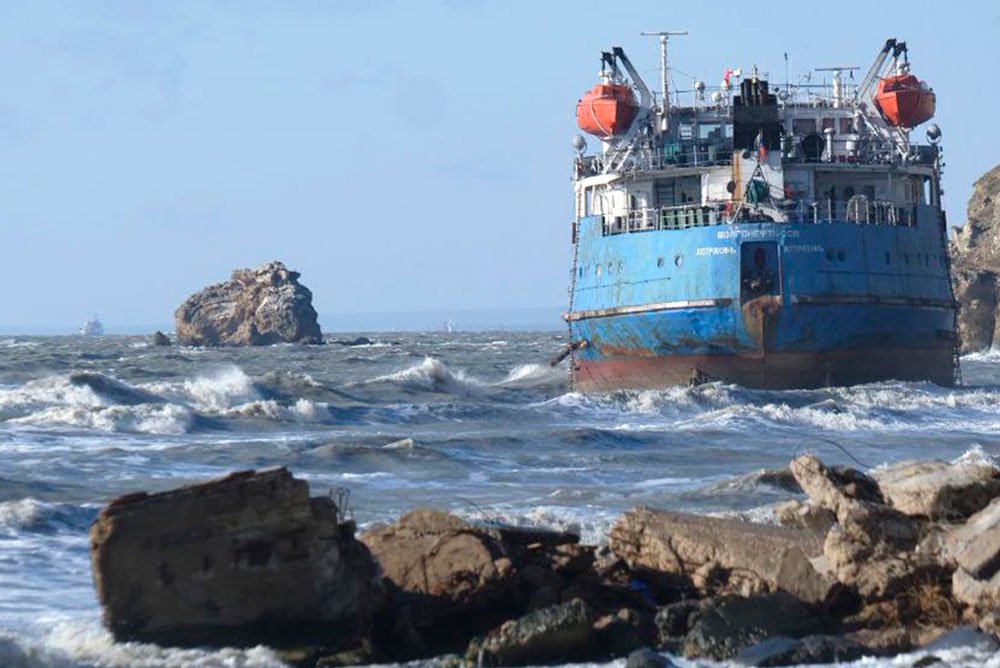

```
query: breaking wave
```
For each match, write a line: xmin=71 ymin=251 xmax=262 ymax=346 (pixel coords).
xmin=0 ymin=622 xmax=286 ymax=668
xmin=363 ymin=356 xmax=487 ymax=396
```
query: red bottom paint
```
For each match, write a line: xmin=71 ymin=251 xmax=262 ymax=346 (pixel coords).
xmin=572 ymin=346 xmax=955 ymax=392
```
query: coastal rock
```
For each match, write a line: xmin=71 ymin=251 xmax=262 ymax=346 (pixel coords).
xmin=624 ymin=647 xmax=676 ymax=668
xmin=608 ymin=507 xmax=834 ymax=604
xmin=951 ymin=268 xmax=1000 ymax=353
xmin=773 ymin=500 xmax=836 ymax=534
xmin=361 ymin=509 xmax=591 ymax=657
xmin=733 ymin=635 xmax=869 ymax=666
xmin=151 ymin=330 xmax=171 ymax=346
xmin=90 ymin=468 xmax=381 ymax=649
xmin=466 ymin=598 xmax=594 ymax=666
xmin=789 ymin=455 xmax=917 ymax=551
xmin=681 ymin=593 xmax=822 ymax=660
xmin=872 ymin=459 xmax=1000 ymax=520
xmin=174 ymin=261 xmax=322 ymax=346
xmin=948 ymin=498 xmax=1000 ymax=611
xmin=951 ymin=163 xmax=1000 ymax=352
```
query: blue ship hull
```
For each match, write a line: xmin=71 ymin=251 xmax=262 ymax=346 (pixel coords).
xmin=567 ymin=207 xmax=956 ymax=390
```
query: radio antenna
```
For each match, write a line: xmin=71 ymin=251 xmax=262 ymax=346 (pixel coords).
xmin=640 ymin=30 xmax=688 ymax=132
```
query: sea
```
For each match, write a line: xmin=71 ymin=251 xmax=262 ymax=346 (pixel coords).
xmin=1 ymin=332 xmax=999 ymax=668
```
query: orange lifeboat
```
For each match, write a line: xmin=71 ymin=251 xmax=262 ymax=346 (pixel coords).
xmin=576 ymin=83 xmax=638 ymax=138
xmin=873 ymin=73 xmax=935 ymax=128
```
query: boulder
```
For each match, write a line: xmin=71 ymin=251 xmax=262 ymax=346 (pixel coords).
xmin=361 ymin=509 xmax=590 ymax=656
xmin=608 ymin=507 xmax=835 ymax=604
xmin=90 ymin=468 xmax=381 ymax=650
xmin=151 ymin=330 xmax=171 ymax=346
xmin=946 ymin=498 xmax=1000 ymax=611
xmin=922 ymin=625 xmax=1000 ymax=653
xmin=773 ymin=500 xmax=836 ymax=534
xmin=466 ymin=598 xmax=594 ymax=666
xmin=624 ymin=647 xmax=676 ymax=668
xmin=873 ymin=459 xmax=1000 ymax=520
xmin=790 ymin=455 xmax=917 ymax=551
xmin=681 ymin=592 xmax=823 ymax=660
xmin=734 ymin=635 xmax=869 ymax=666
xmin=175 ymin=261 xmax=322 ymax=346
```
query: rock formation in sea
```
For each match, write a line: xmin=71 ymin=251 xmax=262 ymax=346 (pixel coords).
xmin=952 ymin=163 xmax=1000 ymax=352
xmin=90 ymin=455 xmax=1000 ymax=667
xmin=90 ymin=468 xmax=381 ymax=652
xmin=174 ymin=261 xmax=322 ymax=346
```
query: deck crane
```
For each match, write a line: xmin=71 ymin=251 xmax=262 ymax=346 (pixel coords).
xmin=854 ymin=38 xmax=909 ymax=105
xmin=600 ymin=47 xmax=655 ymax=174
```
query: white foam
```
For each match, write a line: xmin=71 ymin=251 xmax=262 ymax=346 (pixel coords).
xmin=0 ymin=620 xmax=287 ymax=668
xmin=0 ymin=499 xmax=50 ymax=531
xmin=221 ymin=398 xmax=330 ymax=423
xmin=365 ymin=357 xmax=486 ymax=396
xmin=497 ymin=363 xmax=567 ymax=389
xmin=9 ymin=403 xmax=192 ymax=435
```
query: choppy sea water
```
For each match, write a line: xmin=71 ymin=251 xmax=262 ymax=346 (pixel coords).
xmin=1 ymin=332 xmax=999 ymax=668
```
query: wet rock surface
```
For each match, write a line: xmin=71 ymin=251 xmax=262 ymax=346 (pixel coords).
xmin=89 ymin=453 xmax=1000 ymax=666
xmin=174 ymin=260 xmax=322 ymax=346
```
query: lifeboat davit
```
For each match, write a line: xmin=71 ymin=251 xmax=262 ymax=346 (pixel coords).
xmin=873 ymin=73 xmax=936 ymax=128
xmin=576 ymin=83 xmax=638 ymax=138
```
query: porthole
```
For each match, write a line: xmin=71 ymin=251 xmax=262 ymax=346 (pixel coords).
xmin=607 ymin=262 xmax=614 ymax=274
xmin=617 ymin=260 xmax=624 ymax=272
xmin=674 ymin=253 xmax=684 ymax=268
xmin=657 ymin=257 xmax=665 ymax=268
xmin=596 ymin=264 xmax=602 ymax=277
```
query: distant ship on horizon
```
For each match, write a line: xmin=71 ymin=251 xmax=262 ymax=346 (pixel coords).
xmin=78 ymin=315 xmax=104 ymax=337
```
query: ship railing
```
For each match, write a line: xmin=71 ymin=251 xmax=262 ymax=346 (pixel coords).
xmin=604 ymin=199 xmax=916 ymax=235
xmin=577 ymin=144 xmax=734 ymax=177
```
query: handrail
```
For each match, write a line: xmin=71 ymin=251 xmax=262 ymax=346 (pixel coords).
xmin=602 ymin=198 xmax=917 ymax=235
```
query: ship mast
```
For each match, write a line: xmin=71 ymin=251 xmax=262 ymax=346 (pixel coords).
xmin=640 ymin=30 xmax=687 ymax=133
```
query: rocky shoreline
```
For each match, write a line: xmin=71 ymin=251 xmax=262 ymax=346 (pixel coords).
xmin=86 ymin=453 xmax=1000 ymax=667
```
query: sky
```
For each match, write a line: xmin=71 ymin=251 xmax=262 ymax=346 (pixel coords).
xmin=1 ymin=0 xmax=998 ymax=332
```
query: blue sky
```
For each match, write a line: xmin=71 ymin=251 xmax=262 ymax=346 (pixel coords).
xmin=1 ymin=1 xmax=998 ymax=331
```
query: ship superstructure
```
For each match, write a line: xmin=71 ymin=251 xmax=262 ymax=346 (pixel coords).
xmin=565 ymin=37 xmax=958 ymax=390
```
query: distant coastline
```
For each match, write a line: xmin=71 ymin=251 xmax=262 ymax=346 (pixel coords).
xmin=0 ymin=305 xmax=566 ymax=336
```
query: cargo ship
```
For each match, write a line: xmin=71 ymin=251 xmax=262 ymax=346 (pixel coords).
xmin=564 ymin=37 xmax=959 ymax=391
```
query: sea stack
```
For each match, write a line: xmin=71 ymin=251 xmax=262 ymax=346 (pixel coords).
xmin=952 ymin=163 xmax=1000 ymax=352
xmin=174 ymin=261 xmax=322 ymax=346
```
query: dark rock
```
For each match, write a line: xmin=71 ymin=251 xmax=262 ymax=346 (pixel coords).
xmin=151 ymin=331 xmax=171 ymax=346
xmin=361 ymin=509 xmax=588 ymax=657
xmin=175 ymin=261 xmax=322 ymax=346
xmin=734 ymin=635 xmax=868 ymax=666
xmin=592 ymin=608 xmax=650 ymax=658
xmin=681 ymin=592 xmax=823 ymax=660
xmin=467 ymin=598 xmax=594 ymax=666
xmin=90 ymin=468 xmax=381 ymax=650
xmin=625 ymin=647 xmax=676 ymax=668
xmin=912 ymin=656 xmax=942 ymax=668
xmin=333 ymin=336 xmax=373 ymax=346
xmin=654 ymin=600 xmax=702 ymax=643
